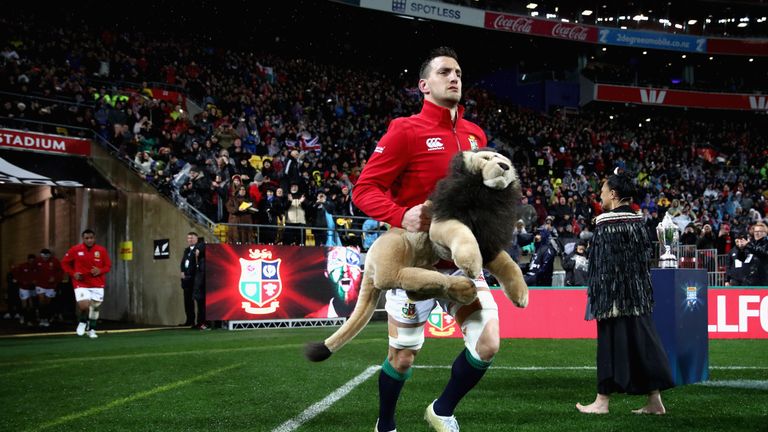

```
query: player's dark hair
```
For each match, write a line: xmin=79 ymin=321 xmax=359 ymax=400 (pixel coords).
xmin=188 ymin=231 xmax=198 ymax=237
xmin=81 ymin=229 xmax=95 ymax=237
xmin=419 ymin=46 xmax=459 ymax=79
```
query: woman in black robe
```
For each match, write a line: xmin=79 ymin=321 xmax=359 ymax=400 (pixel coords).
xmin=576 ymin=168 xmax=674 ymax=415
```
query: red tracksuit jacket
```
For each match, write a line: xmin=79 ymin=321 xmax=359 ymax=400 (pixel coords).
xmin=61 ymin=243 xmax=112 ymax=289
xmin=352 ymin=100 xmax=486 ymax=227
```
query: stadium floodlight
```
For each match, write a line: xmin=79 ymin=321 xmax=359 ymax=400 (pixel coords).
xmin=688 ymin=19 xmax=697 ymax=25
xmin=749 ymin=58 xmax=754 ymax=62
xmin=582 ymin=10 xmax=593 ymax=16
xmin=682 ymin=54 xmax=687 ymax=59
xmin=633 ymin=14 xmax=649 ymax=21
xmin=645 ymin=118 xmax=651 ymax=122
xmin=546 ymin=13 xmax=557 ymax=19
xmin=561 ymin=18 xmax=570 ymax=22
xmin=674 ymin=23 xmax=683 ymax=29
xmin=737 ymin=22 xmax=748 ymax=27
xmin=609 ymin=115 xmax=614 ymax=120
xmin=642 ymin=51 xmax=648 ymax=55
xmin=602 ymin=47 xmax=607 ymax=51
xmin=620 ymin=26 xmax=627 ymax=29
xmin=709 ymin=56 xmax=714 ymax=60
xmin=531 ymin=11 xmax=539 ymax=16
xmin=526 ymin=3 xmax=538 ymax=9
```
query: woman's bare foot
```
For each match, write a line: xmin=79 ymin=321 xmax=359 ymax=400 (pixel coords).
xmin=632 ymin=391 xmax=666 ymax=415
xmin=576 ymin=394 xmax=610 ymax=414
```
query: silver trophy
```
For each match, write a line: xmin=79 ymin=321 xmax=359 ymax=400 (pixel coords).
xmin=656 ymin=213 xmax=680 ymax=268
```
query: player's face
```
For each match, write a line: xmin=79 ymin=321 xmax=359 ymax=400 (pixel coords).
xmin=420 ymin=56 xmax=462 ymax=108
xmin=82 ymin=233 xmax=96 ymax=247
xmin=326 ymin=247 xmax=363 ymax=304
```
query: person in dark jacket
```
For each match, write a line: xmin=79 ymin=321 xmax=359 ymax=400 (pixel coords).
xmin=725 ymin=232 xmax=750 ymax=286
xmin=562 ymin=240 xmax=589 ymax=286
xmin=180 ymin=232 xmax=208 ymax=330
xmin=520 ymin=228 xmax=559 ymax=287
xmin=743 ymin=222 xmax=768 ymax=286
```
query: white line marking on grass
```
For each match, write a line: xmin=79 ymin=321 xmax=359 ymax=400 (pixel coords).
xmin=415 ymin=365 xmax=768 ymax=371
xmin=414 ymin=365 xmax=596 ymax=370
xmin=25 ymin=362 xmax=243 ymax=432
xmin=272 ymin=365 xmax=380 ymax=432
xmin=697 ymin=380 xmax=768 ymax=390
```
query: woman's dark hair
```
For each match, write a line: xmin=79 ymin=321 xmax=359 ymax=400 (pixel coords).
xmin=419 ymin=46 xmax=459 ymax=79
xmin=605 ymin=167 xmax=638 ymax=203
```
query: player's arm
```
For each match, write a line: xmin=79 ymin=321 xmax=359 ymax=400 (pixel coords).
xmin=352 ymin=122 xmax=411 ymax=228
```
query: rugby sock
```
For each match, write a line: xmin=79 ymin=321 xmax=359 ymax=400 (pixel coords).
xmin=89 ymin=319 xmax=97 ymax=330
xmin=378 ymin=358 xmax=412 ymax=431
xmin=79 ymin=311 xmax=88 ymax=323
xmin=433 ymin=348 xmax=491 ymax=416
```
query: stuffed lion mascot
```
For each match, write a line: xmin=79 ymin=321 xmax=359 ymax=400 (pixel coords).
xmin=305 ymin=149 xmax=528 ymax=361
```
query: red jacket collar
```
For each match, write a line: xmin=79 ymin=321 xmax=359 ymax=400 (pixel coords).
xmin=420 ymin=99 xmax=465 ymax=127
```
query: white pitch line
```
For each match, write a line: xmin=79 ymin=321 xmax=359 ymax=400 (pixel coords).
xmin=272 ymin=365 xmax=380 ymax=432
xmin=696 ymin=380 xmax=768 ymax=390
xmin=270 ymin=363 xmax=767 ymax=431
xmin=414 ymin=365 xmax=768 ymax=371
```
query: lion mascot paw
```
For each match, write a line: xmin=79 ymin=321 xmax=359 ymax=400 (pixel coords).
xmin=305 ymin=149 xmax=528 ymax=362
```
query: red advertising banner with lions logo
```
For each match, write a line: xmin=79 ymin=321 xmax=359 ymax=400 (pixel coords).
xmin=426 ymin=288 xmax=768 ymax=339
xmin=206 ymin=244 xmax=362 ymax=320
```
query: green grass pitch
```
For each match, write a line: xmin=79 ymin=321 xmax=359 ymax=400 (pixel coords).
xmin=1 ymin=322 xmax=766 ymax=431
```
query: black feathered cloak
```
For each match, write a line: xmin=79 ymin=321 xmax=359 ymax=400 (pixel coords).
xmin=587 ymin=206 xmax=654 ymax=320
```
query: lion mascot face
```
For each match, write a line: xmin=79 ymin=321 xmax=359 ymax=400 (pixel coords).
xmin=305 ymin=149 xmax=528 ymax=362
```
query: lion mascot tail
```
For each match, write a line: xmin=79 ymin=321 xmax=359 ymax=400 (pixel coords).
xmin=304 ymin=269 xmax=381 ymax=362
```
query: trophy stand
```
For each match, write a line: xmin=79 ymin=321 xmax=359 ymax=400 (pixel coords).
xmin=652 ymin=214 xmax=708 ymax=385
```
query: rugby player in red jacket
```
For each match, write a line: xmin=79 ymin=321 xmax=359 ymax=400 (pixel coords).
xmin=32 ymin=248 xmax=63 ymax=328
xmin=353 ymin=46 xmax=496 ymax=432
xmin=61 ymin=229 xmax=111 ymax=339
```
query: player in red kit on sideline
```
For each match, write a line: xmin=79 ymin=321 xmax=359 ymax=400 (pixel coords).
xmin=61 ymin=229 xmax=112 ymax=339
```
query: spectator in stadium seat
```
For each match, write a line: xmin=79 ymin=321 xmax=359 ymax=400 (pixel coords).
xmin=518 ymin=196 xmax=537 ymax=232
xmin=225 ymin=185 xmax=256 ymax=244
xmin=725 ymin=232 xmax=750 ymax=286
xmin=180 ymin=166 xmax=214 ymax=220
xmin=283 ymin=182 xmax=308 ymax=245
xmin=577 ymin=169 xmax=673 ymax=415
xmin=680 ymin=223 xmax=698 ymax=246
xmin=696 ymin=224 xmax=716 ymax=250
xmin=352 ymin=46 xmax=505 ymax=432
xmin=715 ymin=223 xmax=732 ymax=255
xmin=257 ymin=188 xmax=285 ymax=244
xmin=562 ymin=240 xmax=589 ymax=286
xmin=520 ymin=228 xmax=559 ymax=287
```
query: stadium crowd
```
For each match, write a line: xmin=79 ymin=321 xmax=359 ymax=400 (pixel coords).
xmin=1 ymin=15 xmax=767 ymax=265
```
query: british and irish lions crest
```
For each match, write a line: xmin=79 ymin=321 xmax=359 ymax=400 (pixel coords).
xmin=239 ymin=248 xmax=282 ymax=314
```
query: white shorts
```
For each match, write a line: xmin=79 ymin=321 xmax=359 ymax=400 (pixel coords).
xmin=35 ymin=286 xmax=57 ymax=298
xmin=74 ymin=288 xmax=104 ymax=302
xmin=384 ymin=270 xmax=491 ymax=324
xmin=385 ymin=289 xmax=438 ymax=324
xmin=19 ymin=288 xmax=35 ymax=301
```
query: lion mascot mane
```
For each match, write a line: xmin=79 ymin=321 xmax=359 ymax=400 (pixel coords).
xmin=305 ymin=149 xmax=528 ymax=361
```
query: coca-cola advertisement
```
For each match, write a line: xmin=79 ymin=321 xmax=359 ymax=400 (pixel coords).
xmin=485 ymin=12 xmax=598 ymax=43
